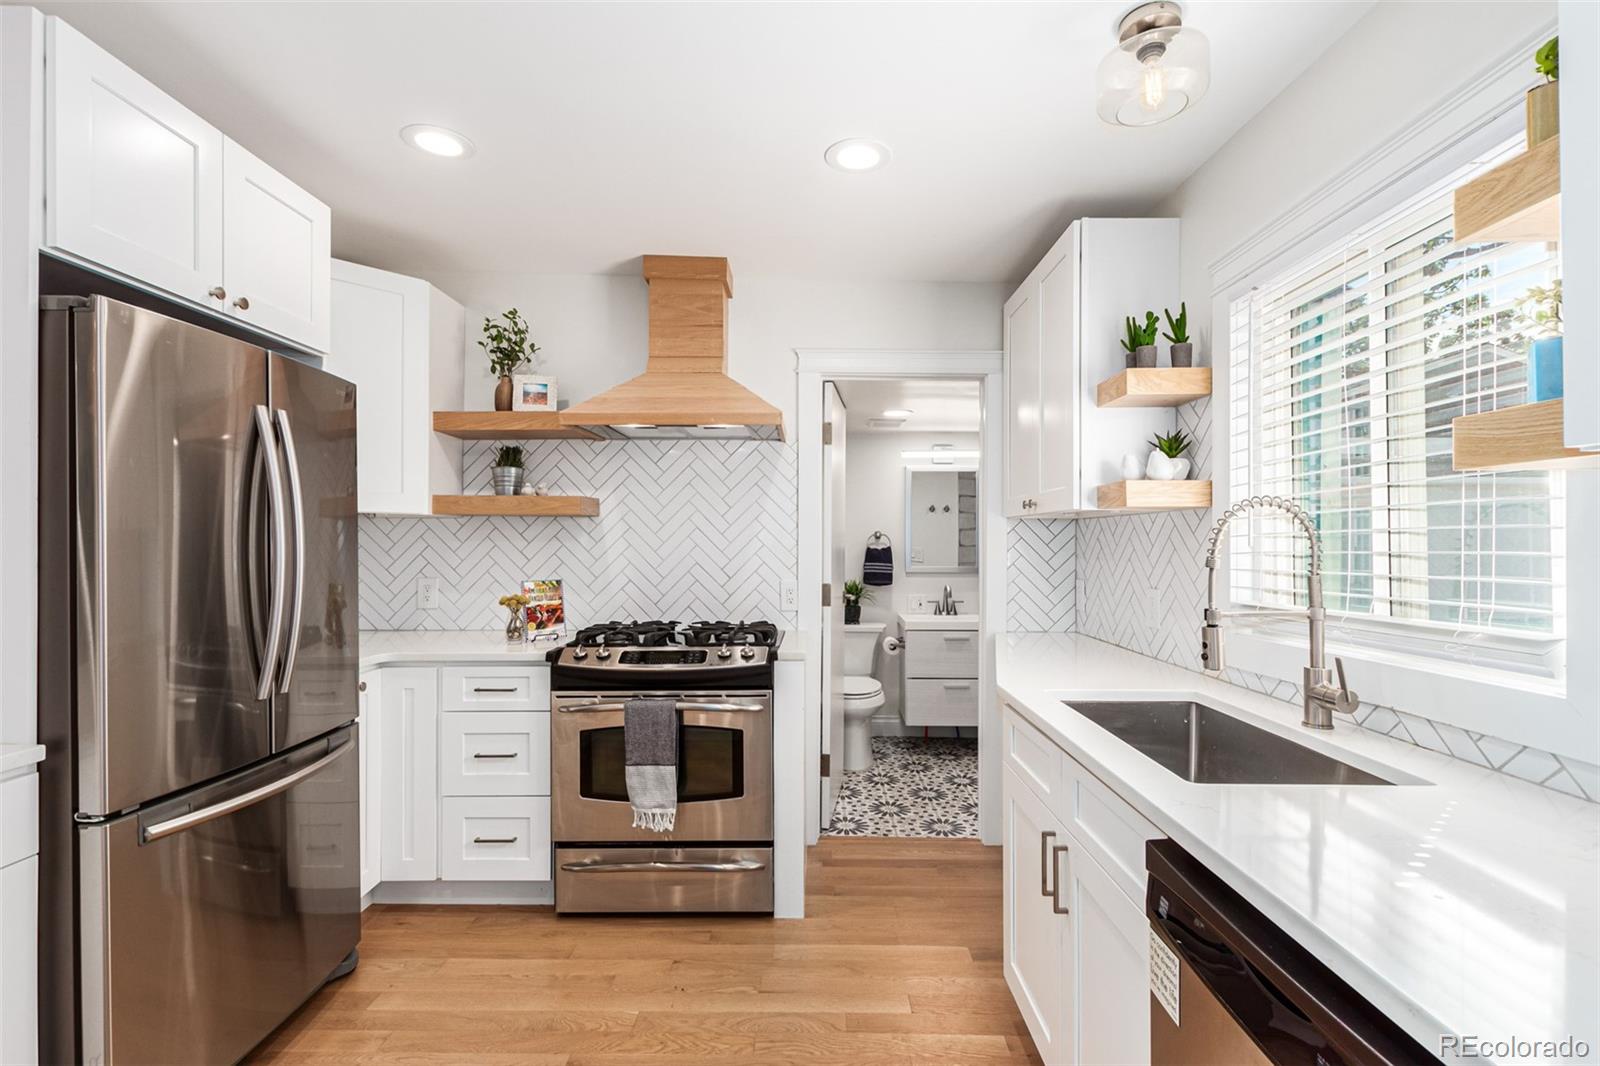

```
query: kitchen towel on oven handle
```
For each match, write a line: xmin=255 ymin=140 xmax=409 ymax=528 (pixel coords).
xmin=624 ymin=698 xmax=678 ymax=832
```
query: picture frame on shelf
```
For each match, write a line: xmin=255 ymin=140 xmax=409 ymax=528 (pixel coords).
xmin=512 ymin=374 xmax=558 ymax=411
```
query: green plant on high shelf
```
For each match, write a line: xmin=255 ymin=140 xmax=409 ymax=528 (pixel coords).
xmin=1162 ymin=302 xmax=1194 ymax=367
xmin=1527 ymin=36 xmax=1559 ymax=146
xmin=1535 ymin=36 xmax=1558 ymax=81
xmin=480 ymin=308 xmax=543 ymax=410
xmin=1121 ymin=311 xmax=1160 ymax=368
xmin=842 ymin=579 xmax=873 ymax=625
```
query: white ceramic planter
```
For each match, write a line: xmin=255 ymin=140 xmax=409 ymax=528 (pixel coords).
xmin=1145 ymin=451 xmax=1191 ymax=481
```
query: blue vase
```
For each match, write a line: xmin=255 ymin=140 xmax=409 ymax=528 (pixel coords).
xmin=1529 ymin=336 xmax=1564 ymax=402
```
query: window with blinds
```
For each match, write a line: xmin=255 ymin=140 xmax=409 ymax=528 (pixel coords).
xmin=1227 ymin=140 xmax=1563 ymax=642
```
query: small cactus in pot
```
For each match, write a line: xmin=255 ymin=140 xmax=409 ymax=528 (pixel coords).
xmin=1121 ymin=312 xmax=1160 ymax=369
xmin=1163 ymin=303 xmax=1194 ymax=367
xmin=491 ymin=444 xmax=526 ymax=495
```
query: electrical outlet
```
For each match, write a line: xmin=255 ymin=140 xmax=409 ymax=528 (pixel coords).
xmin=416 ymin=576 xmax=440 ymax=610
xmin=909 ymin=595 xmax=928 ymax=613
xmin=780 ymin=578 xmax=798 ymax=611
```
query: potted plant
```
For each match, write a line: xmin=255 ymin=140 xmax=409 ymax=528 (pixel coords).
xmin=491 ymin=444 xmax=526 ymax=495
xmin=1162 ymin=302 xmax=1194 ymax=367
xmin=1528 ymin=36 xmax=1558 ymax=146
xmin=479 ymin=308 xmax=542 ymax=411
xmin=842 ymin=579 xmax=873 ymax=625
xmin=1121 ymin=311 xmax=1160 ymax=369
xmin=1521 ymin=281 xmax=1563 ymax=401
xmin=1145 ymin=429 xmax=1192 ymax=481
xmin=498 ymin=592 xmax=531 ymax=643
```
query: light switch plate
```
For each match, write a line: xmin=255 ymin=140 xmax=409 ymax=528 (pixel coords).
xmin=416 ymin=576 xmax=440 ymax=610
xmin=909 ymin=595 xmax=928 ymax=613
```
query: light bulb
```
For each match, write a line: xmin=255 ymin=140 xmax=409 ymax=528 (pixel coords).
xmin=1140 ymin=65 xmax=1167 ymax=113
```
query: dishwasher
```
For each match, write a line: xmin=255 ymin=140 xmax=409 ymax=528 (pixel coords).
xmin=1146 ymin=840 xmax=1439 ymax=1065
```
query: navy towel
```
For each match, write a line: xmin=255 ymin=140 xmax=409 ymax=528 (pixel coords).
xmin=863 ymin=544 xmax=894 ymax=586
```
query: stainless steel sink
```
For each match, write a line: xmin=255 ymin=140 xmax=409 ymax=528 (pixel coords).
xmin=1063 ymin=700 xmax=1395 ymax=785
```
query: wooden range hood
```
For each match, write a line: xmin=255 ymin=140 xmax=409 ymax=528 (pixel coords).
xmin=559 ymin=255 xmax=785 ymax=440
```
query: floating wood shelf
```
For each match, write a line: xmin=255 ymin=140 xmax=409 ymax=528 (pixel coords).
xmin=1452 ymin=400 xmax=1597 ymax=472
xmin=1454 ymin=135 xmax=1560 ymax=244
xmin=432 ymin=411 xmax=600 ymax=440
xmin=1095 ymin=480 xmax=1212 ymax=511
xmin=431 ymin=495 xmax=601 ymax=517
xmin=1096 ymin=367 xmax=1212 ymax=408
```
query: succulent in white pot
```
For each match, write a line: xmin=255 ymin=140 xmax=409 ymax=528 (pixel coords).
xmin=1145 ymin=430 xmax=1192 ymax=481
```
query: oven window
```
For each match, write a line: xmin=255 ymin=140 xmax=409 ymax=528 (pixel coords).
xmin=578 ymin=726 xmax=744 ymax=802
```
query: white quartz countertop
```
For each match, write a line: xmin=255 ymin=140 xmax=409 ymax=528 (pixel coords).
xmin=997 ymin=633 xmax=1600 ymax=1064
xmin=359 ymin=629 xmax=805 ymax=668
xmin=0 ymin=743 xmax=46 ymax=775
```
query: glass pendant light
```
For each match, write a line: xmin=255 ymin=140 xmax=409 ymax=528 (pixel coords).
xmin=1096 ymin=2 xmax=1210 ymax=127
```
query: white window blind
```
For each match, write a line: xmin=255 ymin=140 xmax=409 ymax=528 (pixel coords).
xmin=1228 ymin=140 xmax=1563 ymax=640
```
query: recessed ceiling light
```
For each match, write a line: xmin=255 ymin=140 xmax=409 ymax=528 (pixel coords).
xmin=882 ymin=408 xmax=914 ymax=418
xmin=400 ymin=124 xmax=475 ymax=158
xmin=825 ymin=138 xmax=891 ymax=172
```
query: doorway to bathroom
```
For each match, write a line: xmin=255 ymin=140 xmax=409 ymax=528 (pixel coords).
xmin=795 ymin=350 xmax=1005 ymax=848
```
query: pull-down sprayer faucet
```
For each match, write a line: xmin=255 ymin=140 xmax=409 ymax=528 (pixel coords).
xmin=1201 ymin=496 xmax=1360 ymax=730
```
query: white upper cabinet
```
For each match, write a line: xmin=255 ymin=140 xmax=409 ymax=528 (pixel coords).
xmin=330 ymin=260 xmax=464 ymax=515
xmin=1004 ymin=218 xmax=1181 ymax=516
xmin=45 ymin=16 xmax=223 ymax=303
xmin=221 ymin=139 xmax=331 ymax=353
xmin=43 ymin=16 xmax=331 ymax=354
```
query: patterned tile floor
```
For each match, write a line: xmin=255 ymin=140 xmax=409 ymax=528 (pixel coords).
xmin=823 ymin=736 xmax=979 ymax=838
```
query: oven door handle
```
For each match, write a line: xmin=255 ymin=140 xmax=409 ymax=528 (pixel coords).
xmin=556 ymin=700 xmax=766 ymax=713
xmin=559 ymin=858 xmax=767 ymax=873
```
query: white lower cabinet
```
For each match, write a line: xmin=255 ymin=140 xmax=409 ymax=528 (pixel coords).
xmin=369 ymin=663 xmax=553 ymax=894
xmin=379 ymin=667 xmax=441 ymax=882
xmin=1003 ymin=706 xmax=1158 ymax=1065
xmin=359 ymin=670 xmax=382 ymax=898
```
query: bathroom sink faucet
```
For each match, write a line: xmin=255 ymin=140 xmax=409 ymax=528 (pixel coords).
xmin=1200 ymin=496 xmax=1359 ymax=730
xmin=934 ymin=585 xmax=959 ymax=616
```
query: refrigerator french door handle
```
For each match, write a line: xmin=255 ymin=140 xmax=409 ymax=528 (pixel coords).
xmin=140 ymin=737 xmax=350 ymax=843
xmin=254 ymin=405 xmax=289 ymax=702
xmin=274 ymin=408 xmax=306 ymax=691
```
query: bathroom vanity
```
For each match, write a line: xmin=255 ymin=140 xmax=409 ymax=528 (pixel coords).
xmin=898 ymin=614 xmax=980 ymax=728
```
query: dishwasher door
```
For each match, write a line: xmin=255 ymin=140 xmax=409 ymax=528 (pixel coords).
xmin=78 ymin=727 xmax=359 ymax=1065
xmin=1145 ymin=840 xmax=1438 ymax=1066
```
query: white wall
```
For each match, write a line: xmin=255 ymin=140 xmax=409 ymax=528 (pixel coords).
xmin=845 ymin=431 xmax=981 ymax=627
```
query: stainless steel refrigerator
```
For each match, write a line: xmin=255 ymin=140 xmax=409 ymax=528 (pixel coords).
xmin=37 ymin=295 xmax=361 ymax=1065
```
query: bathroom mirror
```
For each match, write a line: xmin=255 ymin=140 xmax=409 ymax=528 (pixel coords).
xmin=904 ymin=465 xmax=978 ymax=573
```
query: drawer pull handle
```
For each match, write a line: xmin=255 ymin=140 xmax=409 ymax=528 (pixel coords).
xmin=1050 ymin=844 xmax=1070 ymax=915
xmin=942 ymin=635 xmax=971 ymax=642
xmin=473 ymin=835 xmax=520 ymax=844
xmin=473 ymin=686 xmax=519 ymax=693
xmin=942 ymin=683 xmax=972 ymax=690
xmin=1039 ymin=830 xmax=1056 ymax=897
xmin=472 ymin=752 xmax=519 ymax=760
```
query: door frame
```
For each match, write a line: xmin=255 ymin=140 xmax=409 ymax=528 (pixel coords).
xmin=796 ymin=349 xmax=1005 ymax=847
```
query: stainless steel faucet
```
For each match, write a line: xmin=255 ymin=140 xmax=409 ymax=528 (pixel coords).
xmin=1200 ymin=496 xmax=1359 ymax=730
xmin=934 ymin=584 xmax=958 ymax=616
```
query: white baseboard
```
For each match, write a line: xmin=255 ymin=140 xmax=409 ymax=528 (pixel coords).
xmin=870 ymin=718 xmax=974 ymax=739
xmin=369 ymin=880 xmax=555 ymax=906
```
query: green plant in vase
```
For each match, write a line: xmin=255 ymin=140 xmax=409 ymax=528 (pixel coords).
xmin=1528 ymin=36 xmax=1559 ymax=145
xmin=491 ymin=443 xmax=526 ymax=496
xmin=480 ymin=308 xmax=542 ymax=410
xmin=1145 ymin=429 xmax=1192 ymax=481
xmin=1520 ymin=281 xmax=1563 ymax=401
xmin=1121 ymin=311 xmax=1160 ymax=369
xmin=842 ymin=579 xmax=873 ymax=625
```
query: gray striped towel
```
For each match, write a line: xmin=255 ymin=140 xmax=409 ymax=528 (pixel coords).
xmin=624 ymin=698 xmax=678 ymax=832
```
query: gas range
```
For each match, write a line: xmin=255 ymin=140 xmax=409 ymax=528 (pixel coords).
xmin=546 ymin=619 xmax=781 ymax=691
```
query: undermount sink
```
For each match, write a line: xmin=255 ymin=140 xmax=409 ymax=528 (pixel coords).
xmin=1063 ymin=700 xmax=1396 ymax=786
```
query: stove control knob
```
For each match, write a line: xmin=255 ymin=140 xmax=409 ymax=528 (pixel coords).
xmin=572 ymin=647 xmax=588 ymax=661
xmin=717 ymin=645 xmax=733 ymax=660
xmin=596 ymin=647 xmax=612 ymax=661
xmin=739 ymin=647 xmax=756 ymax=661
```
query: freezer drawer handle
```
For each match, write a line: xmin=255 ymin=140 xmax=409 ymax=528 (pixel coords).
xmin=472 ymin=686 xmax=519 ymax=693
xmin=473 ymin=836 xmax=520 ymax=845
xmin=472 ymin=752 xmax=519 ymax=760
xmin=141 ymin=739 xmax=349 ymax=844
xmin=560 ymin=859 xmax=766 ymax=874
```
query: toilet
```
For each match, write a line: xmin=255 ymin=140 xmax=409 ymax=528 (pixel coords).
xmin=841 ymin=622 xmax=886 ymax=771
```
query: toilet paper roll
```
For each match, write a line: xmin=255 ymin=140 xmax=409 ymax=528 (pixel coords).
xmin=881 ymin=635 xmax=902 ymax=655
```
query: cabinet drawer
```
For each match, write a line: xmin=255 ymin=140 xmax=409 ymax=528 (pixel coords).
xmin=1003 ymin=706 xmax=1062 ymax=804
xmin=441 ymin=666 xmax=549 ymax=711
xmin=440 ymin=797 xmax=551 ymax=881
xmin=1053 ymin=755 xmax=1162 ymax=906
xmin=902 ymin=629 xmax=979 ymax=678
xmin=441 ymin=712 xmax=550 ymax=796
xmin=0 ymin=774 xmax=39 ymax=867
xmin=904 ymin=678 xmax=979 ymax=727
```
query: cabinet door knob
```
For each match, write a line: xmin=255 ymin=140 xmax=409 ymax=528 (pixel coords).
xmin=208 ymin=286 xmax=227 ymax=300
xmin=358 ymin=681 xmax=367 ymax=692
xmin=233 ymin=296 xmax=251 ymax=310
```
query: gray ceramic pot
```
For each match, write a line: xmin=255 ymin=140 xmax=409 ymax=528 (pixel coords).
xmin=1170 ymin=342 xmax=1194 ymax=367
xmin=491 ymin=466 xmax=524 ymax=495
xmin=1135 ymin=344 xmax=1158 ymax=369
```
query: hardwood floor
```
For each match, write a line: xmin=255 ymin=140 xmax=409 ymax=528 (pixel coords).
xmin=249 ymin=838 xmax=1042 ymax=1065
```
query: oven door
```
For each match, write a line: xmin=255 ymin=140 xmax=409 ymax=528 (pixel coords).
xmin=551 ymin=691 xmax=773 ymax=843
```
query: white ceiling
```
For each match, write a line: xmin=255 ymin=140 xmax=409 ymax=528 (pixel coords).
xmin=836 ymin=379 xmax=982 ymax=434
xmin=35 ymin=1 xmax=1373 ymax=282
